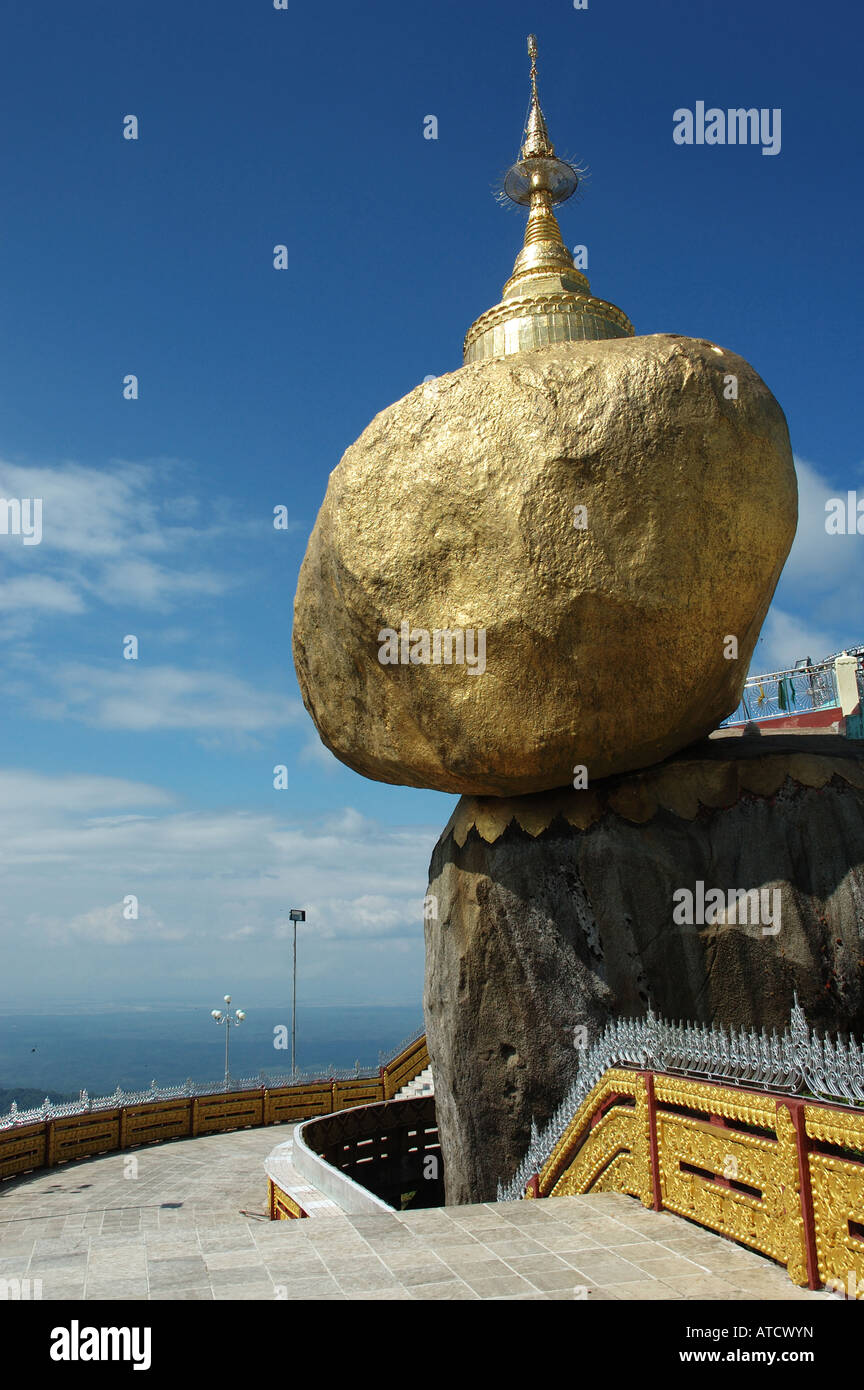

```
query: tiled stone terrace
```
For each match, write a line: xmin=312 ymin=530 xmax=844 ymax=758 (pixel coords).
xmin=0 ymin=1125 xmax=830 ymax=1300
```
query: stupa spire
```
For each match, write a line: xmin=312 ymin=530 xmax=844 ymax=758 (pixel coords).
xmin=463 ymin=35 xmax=634 ymax=364
xmin=503 ymin=35 xmax=580 ymax=293
xmin=522 ymin=34 xmax=553 ymax=159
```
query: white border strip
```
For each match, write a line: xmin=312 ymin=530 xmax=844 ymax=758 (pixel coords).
xmin=293 ymin=1111 xmax=395 ymax=1214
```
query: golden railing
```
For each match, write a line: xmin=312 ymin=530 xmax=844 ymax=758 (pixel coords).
xmin=0 ymin=1036 xmax=429 ymax=1186
xmin=522 ymin=1066 xmax=864 ymax=1296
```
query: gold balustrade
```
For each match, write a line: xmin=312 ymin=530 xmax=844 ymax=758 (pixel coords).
xmin=0 ymin=1037 xmax=429 ymax=1186
xmin=523 ymin=1066 xmax=864 ymax=1296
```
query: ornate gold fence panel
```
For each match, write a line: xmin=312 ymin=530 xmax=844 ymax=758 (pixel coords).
xmin=194 ymin=1090 xmax=264 ymax=1135
xmin=652 ymin=1077 xmax=807 ymax=1285
xmin=268 ymin=1179 xmax=308 ymax=1220
xmin=122 ymin=1098 xmax=191 ymax=1148
xmin=53 ymin=1111 xmax=122 ymax=1167
xmin=265 ymin=1082 xmax=334 ymax=1125
xmin=333 ymin=1079 xmax=383 ymax=1110
xmin=0 ymin=1123 xmax=48 ymax=1179
xmin=805 ymin=1102 xmax=864 ymax=1295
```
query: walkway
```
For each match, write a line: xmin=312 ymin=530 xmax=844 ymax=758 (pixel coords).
xmin=0 ymin=1126 xmax=830 ymax=1300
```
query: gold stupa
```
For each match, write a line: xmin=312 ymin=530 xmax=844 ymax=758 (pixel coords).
xmin=464 ymin=36 xmax=633 ymax=363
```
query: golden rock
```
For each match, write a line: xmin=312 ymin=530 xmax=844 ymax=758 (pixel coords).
xmin=292 ymin=334 xmax=797 ymax=796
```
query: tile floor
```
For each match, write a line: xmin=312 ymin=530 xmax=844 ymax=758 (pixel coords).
xmin=0 ymin=1124 xmax=832 ymax=1301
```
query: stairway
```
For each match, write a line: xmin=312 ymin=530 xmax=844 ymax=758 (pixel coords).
xmin=393 ymin=1065 xmax=434 ymax=1100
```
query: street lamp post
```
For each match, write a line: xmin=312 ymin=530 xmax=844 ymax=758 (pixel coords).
xmin=211 ymin=994 xmax=245 ymax=1087
xmin=289 ymin=909 xmax=306 ymax=1080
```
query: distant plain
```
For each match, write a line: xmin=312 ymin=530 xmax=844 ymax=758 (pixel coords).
xmin=0 ymin=1003 xmax=423 ymax=1101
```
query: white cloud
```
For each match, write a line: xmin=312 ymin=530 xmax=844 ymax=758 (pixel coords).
xmin=753 ymin=454 xmax=864 ymax=672
xmin=0 ymin=460 xmax=206 ymax=560
xmin=30 ymin=662 xmax=300 ymax=734
xmin=0 ymin=576 xmax=85 ymax=614
xmin=299 ymin=734 xmax=344 ymax=772
xmin=0 ymin=771 xmax=436 ymax=971
xmin=753 ymin=607 xmax=837 ymax=673
xmin=779 ymin=456 xmax=863 ymax=596
xmin=31 ymin=901 xmax=182 ymax=946
xmin=0 ymin=770 xmax=171 ymax=813
xmin=82 ymin=559 xmax=228 ymax=608
xmin=0 ymin=458 xmax=277 ymax=625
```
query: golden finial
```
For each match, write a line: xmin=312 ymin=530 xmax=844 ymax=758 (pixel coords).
xmin=463 ymin=35 xmax=634 ymax=362
xmin=522 ymin=35 xmax=554 ymax=160
xmin=499 ymin=36 xmax=579 ymax=292
xmin=504 ymin=36 xmax=574 ymax=206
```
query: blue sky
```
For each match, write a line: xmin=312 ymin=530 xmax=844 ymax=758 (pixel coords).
xmin=0 ymin=0 xmax=860 ymax=1008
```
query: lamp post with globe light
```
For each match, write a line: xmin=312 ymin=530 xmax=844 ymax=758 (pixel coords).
xmin=211 ymin=995 xmax=245 ymax=1087
xmin=288 ymin=909 xmax=306 ymax=1080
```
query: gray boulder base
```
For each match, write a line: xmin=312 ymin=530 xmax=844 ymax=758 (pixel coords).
xmin=422 ymin=735 xmax=864 ymax=1204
